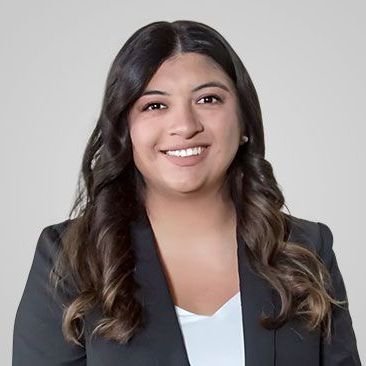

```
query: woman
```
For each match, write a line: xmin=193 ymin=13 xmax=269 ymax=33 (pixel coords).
xmin=13 ymin=20 xmax=361 ymax=365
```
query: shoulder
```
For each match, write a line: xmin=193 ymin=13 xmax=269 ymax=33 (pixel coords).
xmin=22 ymin=218 xmax=79 ymax=305
xmin=29 ymin=219 xmax=76 ymax=281
xmin=284 ymin=213 xmax=334 ymax=268
xmin=43 ymin=218 xmax=73 ymax=240
xmin=38 ymin=218 xmax=76 ymax=249
xmin=14 ymin=218 xmax=87 ymax=362
xmin=35 ymin=219 xmax=73 ymax=255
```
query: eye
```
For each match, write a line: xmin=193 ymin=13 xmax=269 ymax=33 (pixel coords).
xmin=197 ymin=94 xmax=223 ymax=104
xmin=142 ymin=102 xmax=167 ymax=112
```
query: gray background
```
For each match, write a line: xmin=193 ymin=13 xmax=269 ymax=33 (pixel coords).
xmin=1 ymin=0 xmax=365 ymax=364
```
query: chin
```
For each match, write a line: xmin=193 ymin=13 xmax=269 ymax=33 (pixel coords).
xmin=164 ymin=180 xmax=206 ymax=195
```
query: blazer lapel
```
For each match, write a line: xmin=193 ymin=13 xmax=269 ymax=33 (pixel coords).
xmin=237 ymin=228 xmax=276 ymax=366
xmin=130 ymin=209 xmax=276 ymax=366
xmin=130 ymin=210 xmax=191 ymax=365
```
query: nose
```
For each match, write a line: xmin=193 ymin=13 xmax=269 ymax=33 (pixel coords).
xmin=167 ymin=102 xmax=204 ymax=139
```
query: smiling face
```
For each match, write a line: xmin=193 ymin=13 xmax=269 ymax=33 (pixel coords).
xmin=127 ymin=52 xmax=242 ymax=198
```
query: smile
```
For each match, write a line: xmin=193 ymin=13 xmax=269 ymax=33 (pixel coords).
xmin=160 ymin=146 xmax=209 ymax=167
xmin=164 ymin=146 xmax=206 ymax=157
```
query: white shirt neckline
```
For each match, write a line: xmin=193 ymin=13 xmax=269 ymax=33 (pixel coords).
xmin=174 ymin=291 xmax=241 ymax=318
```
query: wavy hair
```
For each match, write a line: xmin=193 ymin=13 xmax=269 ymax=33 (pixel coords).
xmin=50 ymin=20 xmax=340 ymax=347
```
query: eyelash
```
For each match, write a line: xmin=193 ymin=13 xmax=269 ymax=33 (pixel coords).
xmin=141 ymin=94 xmax=223 ymax=112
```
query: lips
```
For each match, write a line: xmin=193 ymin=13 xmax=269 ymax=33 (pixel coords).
xmin=160 ymin=146 xmax=210 ymax=167
xmin=160 ymin=144 xmax=210 ymax=153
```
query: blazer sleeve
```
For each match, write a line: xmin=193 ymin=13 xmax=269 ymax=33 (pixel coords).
xmin=12 ymin=225 xmax=86 ymax=366
xmin=317 ymin=222 xmax=362 ymax=366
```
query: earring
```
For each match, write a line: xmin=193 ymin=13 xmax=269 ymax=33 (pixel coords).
xmin=239 ymin=135 xmax=249 ymax=145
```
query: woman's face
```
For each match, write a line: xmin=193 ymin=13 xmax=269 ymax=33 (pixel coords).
xmin=128 ymin=52 xmax=242 ymax=197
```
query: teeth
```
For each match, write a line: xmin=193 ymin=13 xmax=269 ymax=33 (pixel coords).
xmin=165 ymin=146 xmax=205 ymax=157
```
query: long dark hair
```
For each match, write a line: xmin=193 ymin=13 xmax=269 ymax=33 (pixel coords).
xmin=50 ymin=20 xmax=339 ymax=347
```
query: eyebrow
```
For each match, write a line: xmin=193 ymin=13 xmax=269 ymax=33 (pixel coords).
xmin=140 ymin=81 xmax=231 ymax=97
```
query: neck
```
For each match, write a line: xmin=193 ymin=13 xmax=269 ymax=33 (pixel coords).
xmin=143 ymin=185 xmax=237 ymax=253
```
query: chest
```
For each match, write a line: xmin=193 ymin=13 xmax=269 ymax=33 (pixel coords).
xmin=155 ymin=240 xmax=240 ymax=316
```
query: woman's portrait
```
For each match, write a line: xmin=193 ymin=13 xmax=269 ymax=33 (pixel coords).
xmin=6 ymin=6 xmax=364 ymax=366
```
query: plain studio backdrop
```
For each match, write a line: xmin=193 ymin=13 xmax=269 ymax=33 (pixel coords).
xmin=1 ymin=1 xmax=365 ymax=364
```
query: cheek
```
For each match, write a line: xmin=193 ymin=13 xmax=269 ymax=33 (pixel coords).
xmin=128 ymin=114 xmax=158 ymax=171
xmin=214 ymin=116 xmax=241 ymax=147
xmin=129 ymin=124 xmax=161 ymax=168
xmin=130 ymin=123 xmax=154 ymax=150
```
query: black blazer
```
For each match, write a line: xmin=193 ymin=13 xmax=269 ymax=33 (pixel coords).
xmin=13 ymin=212 xmax=361 ymax=365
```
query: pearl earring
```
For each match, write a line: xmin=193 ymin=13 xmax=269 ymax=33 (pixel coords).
xmin=240 ymin=135 xmax=249 ymax=145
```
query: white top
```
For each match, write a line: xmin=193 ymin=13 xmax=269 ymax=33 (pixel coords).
xmin=174 ymin=291 xmax=245 ymax=366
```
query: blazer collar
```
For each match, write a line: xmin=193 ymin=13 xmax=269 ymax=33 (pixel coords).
xmin=129 ymin=209 xmax=277 ymax=366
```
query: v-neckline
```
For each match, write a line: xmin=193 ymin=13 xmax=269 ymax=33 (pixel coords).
xmin=174 ymin=291 xmax=241 ymax=318
xmin=128 ymin=208 xmax=277 ymax=365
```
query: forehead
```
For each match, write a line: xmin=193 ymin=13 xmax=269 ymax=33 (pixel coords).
xmin=144 ymin=52 xmax=234 ymax=90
